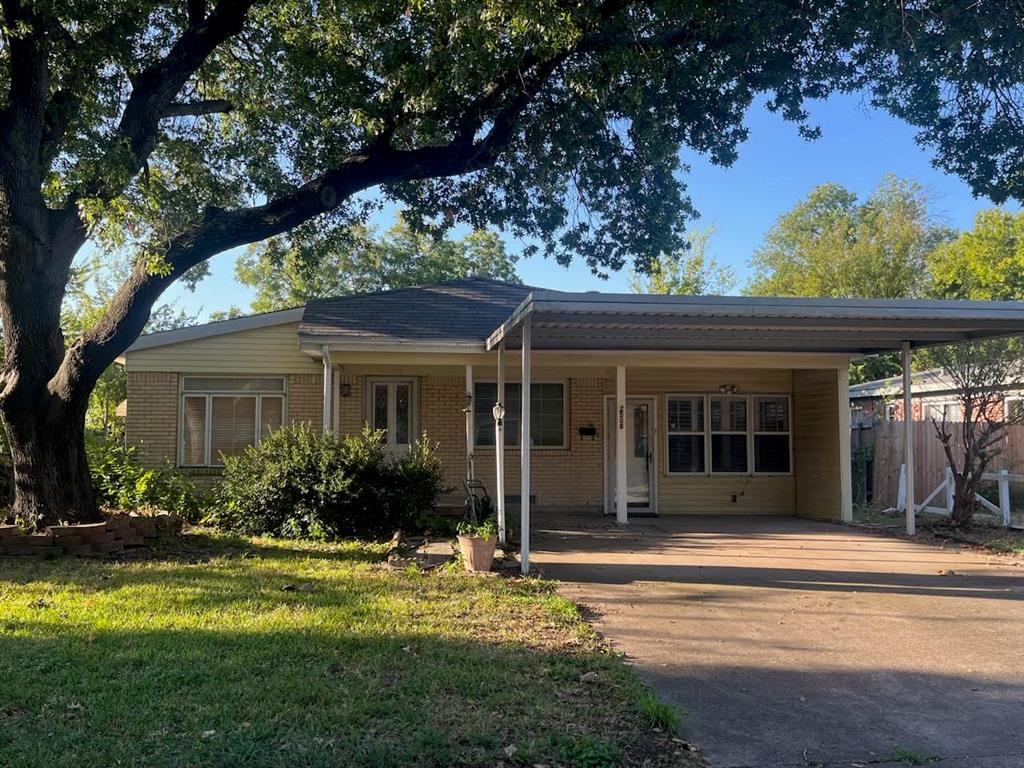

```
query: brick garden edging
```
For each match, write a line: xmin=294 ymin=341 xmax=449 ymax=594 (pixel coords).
xmin=0 ymin=513 xmax=183 ymax=557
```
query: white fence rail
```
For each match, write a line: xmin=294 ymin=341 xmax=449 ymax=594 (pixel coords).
xmin=897 ymin=464 xmax=1019 ymax=526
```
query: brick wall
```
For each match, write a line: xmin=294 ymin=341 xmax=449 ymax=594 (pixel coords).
xmin=126 ymin=368 xmax=606 ymax=509
xmin=125 ymin=371 xmax=178 ymax=468
xmin=416 ymin=375 xmax=606 ymax=512
xmin=288 ymin=373 xmax=323 ymax=429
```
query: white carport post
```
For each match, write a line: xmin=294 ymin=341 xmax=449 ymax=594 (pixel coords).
xmin=520 ymin=318 xmax=532 ymax=574
xmin=495 ymin=340 xmax=506 ymax=545
xmin=321 ymin=345 xmax=333 ymax=433
xmin=838 ymin=365 xmax=853 ymax=523
xmin=615 ymin=365 xmax=628 ymax=525
xmin=465 ymin=365 xmax=474 ymax=481
xmin=902 ymin=341 xmax=916 ymax=535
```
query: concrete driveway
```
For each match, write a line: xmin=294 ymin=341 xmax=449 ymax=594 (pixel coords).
xmin=532 ymin=514 xmax=1024 ymax=768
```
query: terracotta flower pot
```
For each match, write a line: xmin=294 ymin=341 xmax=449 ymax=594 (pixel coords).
xmin=457 ymin=535 xmax=497 ymax=573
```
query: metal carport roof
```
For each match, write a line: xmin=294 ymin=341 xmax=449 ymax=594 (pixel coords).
xmin=486 ymin=291 xmax=1024 ymax=355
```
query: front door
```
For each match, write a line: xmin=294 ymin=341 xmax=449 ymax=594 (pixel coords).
xmin=606 ymin=397 xmax=656 ymax=516
xmin=368 ymin=378 xmax=415 ymax=453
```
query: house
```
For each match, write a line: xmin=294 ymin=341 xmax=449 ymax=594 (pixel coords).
xmin=849 ymin=369 xmax=1024 ymax=425
xmin=121 ymin=278 xmax=1024 ymax=567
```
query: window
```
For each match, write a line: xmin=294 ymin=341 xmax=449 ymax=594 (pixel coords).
xmin=753 ymin=396 xmax=790 ymax=473
xmin=367 ymin=379 xmax=416 ymax=450
xmin=666 ymin=395 xmax=705 ymax=473
xmin=1007 ymin=397 xmax=1024 ymax=423
xmin=709 ymin=396 xmax=748 ymax=473
xmin=924 ymin=400 xmax=963 ymax=423
xmin=180 ymin=377 xmax=285 ymax=466
xmin=473 ymin=382 xmax=565 ymax=448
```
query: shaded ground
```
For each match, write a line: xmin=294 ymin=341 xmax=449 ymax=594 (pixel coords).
xmin=0 ymin=530 xmax=704 ymax=768
xmin=533 ymin=514 xmax=1024 ymax=768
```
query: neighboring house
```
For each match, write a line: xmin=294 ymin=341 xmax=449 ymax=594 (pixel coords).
xmin=849 ymin=369 xmax=1024 ymax=425
xmin=120 ymin=279 xmax=1024 ymax=554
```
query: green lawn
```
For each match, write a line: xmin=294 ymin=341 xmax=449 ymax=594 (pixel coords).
xmin=0 ymin=531 xmax=702 ymax=768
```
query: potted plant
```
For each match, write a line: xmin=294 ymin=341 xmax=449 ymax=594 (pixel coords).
xmin=456 ymin=517 xmax=498 ymax=573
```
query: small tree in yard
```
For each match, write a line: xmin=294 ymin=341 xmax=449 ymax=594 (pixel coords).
xmin=929 ymin=339 xmax=1024 ymax=528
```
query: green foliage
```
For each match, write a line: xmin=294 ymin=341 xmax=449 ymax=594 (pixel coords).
xmin=456 ymin=516 xmax=498 ymax=539
xmin=210 ymin=425 xmax=448 ymax=539
xmin=630 ymin=228 xmax=735 ymax=295
xmin=85 ymin=432 xmax=204 ymax=520
xmin=746 ymin=175 xmax=952 ymax=299
xmin=890 ymin=747 xmax=939 ymax=766
xmin=236 ymin=215 xmax=520 ymax=312
xmin=638 ymin=692 xmax=682 ymax=733
xmin=564 ymin=737 xmax=621 ymax=768
xmin=927 ymin=209 xmax=1024 ymax=300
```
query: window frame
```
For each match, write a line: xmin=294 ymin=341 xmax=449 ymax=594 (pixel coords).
xmin=664 ymin=393 xmax=707 ymax=476
xmin=708 ymin=394 xmax=750 ymax=476
xmin=751 ymin=394 xmax=793 ymax=476
xmin=364 ymin=377 xmax=420 ymax=451
xmin=661 ymin=392 xmax=794 ymax=478
xmin=178 ymin=376 xmax=287 ymax=468
xmin=472 ymin=379 xmax=568 ymax=450
xmin=1005 ymin=394 xmax=1024 ymax=423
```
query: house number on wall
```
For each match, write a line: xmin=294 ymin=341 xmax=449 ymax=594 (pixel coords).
xmin=618 ymin=405 xmax=624 ymax=429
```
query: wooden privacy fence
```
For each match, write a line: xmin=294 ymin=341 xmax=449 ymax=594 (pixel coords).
xmin=869 ymin=420 xmax=1024 ymax=508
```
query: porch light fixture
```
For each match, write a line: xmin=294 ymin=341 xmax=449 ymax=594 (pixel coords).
xmin=492 ymin=401 xmax=505 ymax=425
xmin=338 ymin=383 xmax=352 ymax=397
xmin=719 ymin=384 xmax=738 ymax=395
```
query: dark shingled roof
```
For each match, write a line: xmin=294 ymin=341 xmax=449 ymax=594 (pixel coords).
xmin=299 ymin=278 xmax=532 ymax=346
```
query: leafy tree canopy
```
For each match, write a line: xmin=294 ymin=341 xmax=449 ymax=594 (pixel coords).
xmin=630 ymin=228 xmax=734 ymax=295
xmin=745 ymin=175 xmax=953 ymax=299
xmin=235 ymin=216 xmax=519 ymax=313
xmin=927 ymin=209 xmax=1024 ymax=301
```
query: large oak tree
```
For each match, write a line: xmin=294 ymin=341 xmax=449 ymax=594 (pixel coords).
xmin=0 ymin=0 xmax=1020 ymax=526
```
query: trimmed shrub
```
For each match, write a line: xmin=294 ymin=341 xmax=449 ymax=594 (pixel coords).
xmin=86 ymin=431 xmax=204 ymax=520
xmin=209 ymin=425 xmax=447 ymax=539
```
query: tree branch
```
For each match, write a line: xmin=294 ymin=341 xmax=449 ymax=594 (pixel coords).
xmin=52 ymin=0 xmax=257 ymax=263
xmin=162 ymin=98 xmax=233 ymax=117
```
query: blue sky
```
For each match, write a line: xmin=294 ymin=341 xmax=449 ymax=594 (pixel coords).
xmin=166 ymin=92 xmax=1017 ymax=320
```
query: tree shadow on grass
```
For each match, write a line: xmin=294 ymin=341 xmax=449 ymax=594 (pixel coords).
xmin=0 ymin=624 xmax=683 ymax=768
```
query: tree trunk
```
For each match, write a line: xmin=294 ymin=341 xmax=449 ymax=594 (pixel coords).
xmin=2 ymin=395 xmax=100 ymax=529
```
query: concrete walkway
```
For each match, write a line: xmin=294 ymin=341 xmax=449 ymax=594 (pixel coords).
xmin=532 ymin=514 xmax=1024 ymax=768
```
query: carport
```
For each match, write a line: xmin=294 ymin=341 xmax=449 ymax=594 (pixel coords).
xmin=483 ymin=292 xmax=1024 ymax=573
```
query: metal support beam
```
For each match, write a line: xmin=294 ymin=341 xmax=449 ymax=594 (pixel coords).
xmin=837 ymin=365 xmax=853 ymax=523
xmin=520 ymin=318 xmax=532 ymax=575
xmin=615 ymin=365 xmax=628 ymax=525
xmin=321 ymin=346 xmax=333 ymax=434
xmin=495 ymin=341 xmax=506 ymax=545
xmin=465 ymin=364 xmax=474 ymax=481
xmin=902 ymin=342 xmax=916 ymax=535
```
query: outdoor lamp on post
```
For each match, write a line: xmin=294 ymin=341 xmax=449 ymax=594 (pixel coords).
xmin=492 ymin=401 xmax=505 ymax=426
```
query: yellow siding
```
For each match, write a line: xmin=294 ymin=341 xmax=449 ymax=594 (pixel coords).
xmin=124 ymin=322 xmax=319 ymax=374
xmin=792 ymin=368 xmax=842 ymax=521
xmin=658 ymin=475 xmax=795 ymax=515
